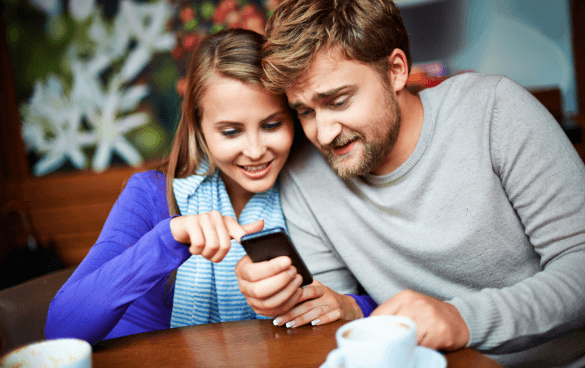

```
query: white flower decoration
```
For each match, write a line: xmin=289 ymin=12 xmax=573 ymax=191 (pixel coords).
xmin=29 ymin=0 xmax=61 ymax=16
xmin=69 ymin=0 xmax=96 ymax=21
xmin=87 ymin=81 xmax=150 ymax=172
xmin=118 ymin=0 xmax=176 ymax=82
xmin=89 ymin=8 xmax=132 ymax=61
xmin=69 ymin=52 xmax=111 ymax=116
xmin=22 ymin=76 xmax=96 ymax=176
xmin=21 ymin=0 xmax=173 ymax=175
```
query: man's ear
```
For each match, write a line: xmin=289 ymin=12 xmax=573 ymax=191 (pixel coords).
xmin=387 ymin=49 xmax=409 ymax=92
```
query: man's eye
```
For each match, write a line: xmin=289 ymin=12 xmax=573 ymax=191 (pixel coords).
xmin=264 ymin=121 xmax=283 ymax=131
xmin=221 ymin=128 xmax=239 ymax=137
xmin=297 ymin=109 xmax=314 ymax=117
xmin=332 ymin=97 xmax=348 ymax=108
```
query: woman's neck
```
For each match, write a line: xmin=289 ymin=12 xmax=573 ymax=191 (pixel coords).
xmin=220 ymin=172 xmax=254 ymax=219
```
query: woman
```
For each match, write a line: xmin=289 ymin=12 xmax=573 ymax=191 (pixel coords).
xmin=45 ymin=29 xmax=371 ymax=345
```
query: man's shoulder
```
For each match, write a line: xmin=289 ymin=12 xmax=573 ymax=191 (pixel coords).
xmin=284 ymin=140 xmax=328 ymax=175
xmin=421 ymin=73 xmax=515 ymax=119
xmin=280 ymin=141 xmax=342 ymax=194
xmin=430 ymin=72 xmax=505 ymax=97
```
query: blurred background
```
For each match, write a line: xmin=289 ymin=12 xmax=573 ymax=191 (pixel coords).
xmin=0 ymin=0 xmax=583 ymax=289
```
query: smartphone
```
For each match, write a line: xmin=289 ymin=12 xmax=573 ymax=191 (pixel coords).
xmin=240 ymin=227 xmax=313 ymax=286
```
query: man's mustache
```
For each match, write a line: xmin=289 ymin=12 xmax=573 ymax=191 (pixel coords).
xmin=327 ymin=131 xmax=363 ymax=151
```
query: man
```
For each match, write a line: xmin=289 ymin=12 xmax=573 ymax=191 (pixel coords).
xmin=234 ymin=0 xmax=585 ymax=366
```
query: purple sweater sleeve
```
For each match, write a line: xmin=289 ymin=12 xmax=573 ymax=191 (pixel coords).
xmin=45 ymin=171 xmax=191 ymax=345
xmin=347 ymin=294 xmax=378 ymax=317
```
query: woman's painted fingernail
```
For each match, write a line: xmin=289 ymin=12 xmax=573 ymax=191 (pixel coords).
xmin=273 ymin=317 xmax=282 ymax=326
xmin=286 ymin=320 xmax=296 ymax=328
xmin=311 ymin=319 xmax=320 ymax=326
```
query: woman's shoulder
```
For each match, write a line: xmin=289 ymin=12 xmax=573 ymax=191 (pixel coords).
xmin=128 ymin=170 xmax=166 ymax=185
xmin=124 ymin=170 xmax=168 ymax=198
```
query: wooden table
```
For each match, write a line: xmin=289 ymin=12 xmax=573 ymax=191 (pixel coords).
xmin=93 ymin=320 xmax=503 ymax=367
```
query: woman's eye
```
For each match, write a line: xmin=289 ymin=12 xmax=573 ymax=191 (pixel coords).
xmin=263 ymin=121 xmax=283 ymax=131
xmin=221 ymin=128 xmax=240 ymax=137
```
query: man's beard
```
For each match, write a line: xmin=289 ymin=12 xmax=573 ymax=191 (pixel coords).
xmin=321 ymin=89 xmax=402 ymax=180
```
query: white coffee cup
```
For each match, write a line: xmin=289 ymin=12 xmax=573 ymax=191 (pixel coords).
xmin=323 ymin=315 xmax=417 ymax=368
xmin=1 ymin=338 xmax=92 ymax=368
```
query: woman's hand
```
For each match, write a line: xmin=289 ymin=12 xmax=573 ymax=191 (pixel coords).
xmin=272 ymin=280 xmax=364 ymax=328
xmin=170 ymin=211 xmax=264 ymax=262
xmin=235 ymin=255 xmax=305 ymax=317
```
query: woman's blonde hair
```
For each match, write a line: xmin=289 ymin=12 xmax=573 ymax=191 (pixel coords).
xmin=262 ymin=0 xmax=412 ymax=92
xmin=161 ymin=28 xmax=268 ymax=216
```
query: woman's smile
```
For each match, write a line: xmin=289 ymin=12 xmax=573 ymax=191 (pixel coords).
xmin=239 ymin=161 xmax=273 ymax=178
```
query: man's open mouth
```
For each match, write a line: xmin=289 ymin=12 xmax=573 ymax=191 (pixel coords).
xmin=331 ymin=137 xmax=359 ymax=156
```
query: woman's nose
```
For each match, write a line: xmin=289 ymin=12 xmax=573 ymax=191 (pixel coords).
xmin=243 ymin=135 xmax=267 ymax=160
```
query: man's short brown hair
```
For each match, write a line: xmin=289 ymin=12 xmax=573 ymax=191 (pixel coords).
xmin=262 ymin=0 xmax=412 ymax=92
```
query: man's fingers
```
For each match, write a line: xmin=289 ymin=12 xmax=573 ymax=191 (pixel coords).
xmin=370 ymin=290 xmax=470 ymax=351
xmin=370 ymin=299 xmax=401 ymax=317
xmin=417 ymin=323 xmax=434 ymax=349
xmin=370 ymin=290 xmax=417 ymax=317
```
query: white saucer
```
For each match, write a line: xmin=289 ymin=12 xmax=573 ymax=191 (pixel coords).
xmin=319 ymin=346 xmax=446 ymax=368
xmin=411 ymin=346 xmax=446 ymax=368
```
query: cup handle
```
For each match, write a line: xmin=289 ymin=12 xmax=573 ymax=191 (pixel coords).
xmin=321 ymin=348 xmax=346 ymax=368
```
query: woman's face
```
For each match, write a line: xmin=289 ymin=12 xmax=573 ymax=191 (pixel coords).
xmin=200 ymin=75 xmax=295 ymax=202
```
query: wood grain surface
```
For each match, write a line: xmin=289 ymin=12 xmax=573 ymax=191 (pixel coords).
xmin=93 ymin=319 xmax=503 ymax=368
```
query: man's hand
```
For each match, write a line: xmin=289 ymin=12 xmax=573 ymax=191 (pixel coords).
xmin=272 ymin=280 xmax=364 ymax=328
xmin=235 ymin=255 xmax=304 ymax=317
xmin=370 ymin=290 xmax=470 ymax=351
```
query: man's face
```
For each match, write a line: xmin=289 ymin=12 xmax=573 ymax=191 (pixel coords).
xmin=285 ymin=48 xmax=401 ymax=179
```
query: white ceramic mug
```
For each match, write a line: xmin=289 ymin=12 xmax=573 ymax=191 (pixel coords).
xmin=323 ymin=315 xmax=417 ymax=368
xmin=1 ymin=338 xmax=92 ymax=368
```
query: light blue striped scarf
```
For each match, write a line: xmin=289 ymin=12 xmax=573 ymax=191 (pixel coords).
xmin=170 ymin=161 xmax=284 ymax=327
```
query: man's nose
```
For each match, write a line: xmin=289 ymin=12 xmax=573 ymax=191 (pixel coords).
xmin=243 ymin=135 xmax=267 ymax=160
xmin=316 ymin=112 xmax=342 ymax=147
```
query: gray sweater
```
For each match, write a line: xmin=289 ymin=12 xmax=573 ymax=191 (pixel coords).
xmin=280 ymin=73 xmax=585 ymax=367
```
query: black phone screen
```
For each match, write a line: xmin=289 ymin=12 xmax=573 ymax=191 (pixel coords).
xmin=240 ymin=227 xmax=313 ymax=286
